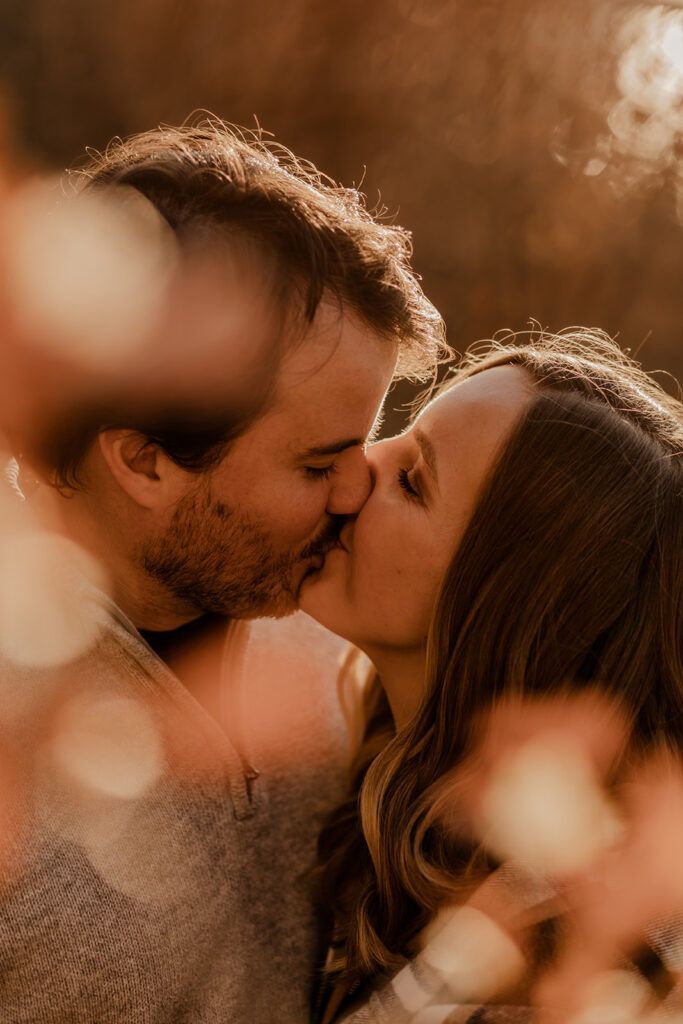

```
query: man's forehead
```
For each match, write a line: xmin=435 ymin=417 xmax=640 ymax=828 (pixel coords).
xmin=297 ymin=436 xmax=366 ymax=459
xmin=258 ymin=306 xmax=396 ymax=459
xmin=292 ymin=405 xmax=386 ymax=458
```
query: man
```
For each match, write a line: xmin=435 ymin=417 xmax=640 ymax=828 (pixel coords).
xmin=0 ymin=122 xmax=444 ymax=1022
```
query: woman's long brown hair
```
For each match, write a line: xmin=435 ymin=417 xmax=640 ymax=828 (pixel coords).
xmin=317 ymin=328 xmax=683 ymax=984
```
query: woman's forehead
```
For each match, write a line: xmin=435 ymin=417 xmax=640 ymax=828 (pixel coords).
xmin=419 ymin=364 xmax=534 ymax=432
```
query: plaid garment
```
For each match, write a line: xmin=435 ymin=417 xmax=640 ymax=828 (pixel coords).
xmin=329 ymin=863 xmax=682 ymax=1024
xmin=332 ymin=864 xmax=551 ymax=1024
xmin=335 ymin=974 xmax=537 ymax=1024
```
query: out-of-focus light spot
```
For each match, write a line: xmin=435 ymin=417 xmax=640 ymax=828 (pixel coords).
xmin=549 ymin=118 xmax=613 ymax=179
xmin=81 ymin=802 xmax=194 ymax=907
xmin=39 ymin=769 xmax=194 ymax=907
xmin=2 ymin=179 xmax=178 ymax=370
xmin=479 ymin=733 xmax=621 ymax=875
xmin=417 ymin=905 xmax=525 ymax=1002
xmin=568 ymin=969 xmax=652 ymax=1024
xmin=50 ymin=694 xmax=163 ymax=800
xmin=0 ymin=532 xmax=107 ymax=667
xmin=617 ymin=7 xmax=683 ymax=117
xmin=607 ymin=98 xmax=676 ymax=161
xmin=552 ymin=6 xmax=683 ymax=201
xmin=584 ymin=158 xmax=609 ymax=177
xmin=601 ymin=5 xmax=683 ymax=189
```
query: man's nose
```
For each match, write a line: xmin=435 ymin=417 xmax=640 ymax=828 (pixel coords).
xmin=325 ymin=448 xmax=372 ymax=516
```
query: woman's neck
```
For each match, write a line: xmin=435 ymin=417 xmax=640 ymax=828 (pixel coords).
xmin=363 ymin=644 xmax=427 ymax=729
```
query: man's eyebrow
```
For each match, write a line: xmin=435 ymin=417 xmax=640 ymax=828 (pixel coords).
xmin=298 ymin=437 xmax=365 ymax=459
xmin=414 ymin=428 xmax=439 ymax=487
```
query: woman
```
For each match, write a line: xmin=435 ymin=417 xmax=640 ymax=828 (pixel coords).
xmin=298 ymin=329 xmax=683 ymax=1023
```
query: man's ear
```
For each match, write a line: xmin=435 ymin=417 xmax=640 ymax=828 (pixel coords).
xmin=98 ymin=430 xmax=188 ymax=508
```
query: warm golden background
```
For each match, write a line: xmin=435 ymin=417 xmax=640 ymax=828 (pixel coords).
xmin=1 ymin=0 xmax=681 ymax=429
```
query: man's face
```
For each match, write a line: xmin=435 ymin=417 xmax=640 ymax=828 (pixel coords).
xmin=141 ymin=302 xmax=397 ymax=619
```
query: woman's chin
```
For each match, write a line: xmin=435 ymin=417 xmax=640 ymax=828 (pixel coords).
xmin=298 ymin=545 xmax=343 ymax=592
xmin=298 ymin=557 xmax=349 ymax=635
xmin=298 ymin=565 xmax=332 ymax=613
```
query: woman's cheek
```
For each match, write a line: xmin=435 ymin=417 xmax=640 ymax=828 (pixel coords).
xmin=371 ymin=549 xmax=408 ymax=605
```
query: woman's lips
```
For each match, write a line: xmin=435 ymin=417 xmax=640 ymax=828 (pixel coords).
xmin=298 ymin=528 xmax=352 ymax=592
xmin=296 ymin=554 xmax=325 ymax=595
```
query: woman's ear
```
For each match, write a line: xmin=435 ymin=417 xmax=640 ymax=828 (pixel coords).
xmin=98 ymin=430 xmax=188 ymax=508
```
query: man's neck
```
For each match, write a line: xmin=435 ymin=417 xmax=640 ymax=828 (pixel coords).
xmin=139 ymin=613 xmax=230 ymax=723
xmin=110 ymin=574 xmax=204 ymax=631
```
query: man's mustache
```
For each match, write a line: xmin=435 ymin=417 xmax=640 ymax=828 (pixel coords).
xmin=298 ymin=518 xmax=345 ymax=562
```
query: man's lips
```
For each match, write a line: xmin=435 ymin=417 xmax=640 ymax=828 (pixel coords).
xmin=295 ymin=552 xmax=325 ymax=596
xmin=297 ymin=532 xmax=349 ymax=588
xmin=308 ymin=552 xmax=326 ymax=571
xmin=320 ymin=534 xmax=349 ymax=559
xmin=306 ymin=535 xmax=346 ymax=571
xmin=300 ymin=519 xmax=351 ymax=564
xmin=299 ymin=520 xmax=343 ymax=562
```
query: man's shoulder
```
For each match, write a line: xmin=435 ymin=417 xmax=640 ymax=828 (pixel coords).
xmin=246 ymin=611 xmax=346 ymax=671
xmin=0 ymin=586 xmax=173 ymax=749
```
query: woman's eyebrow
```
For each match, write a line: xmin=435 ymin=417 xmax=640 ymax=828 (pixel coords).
xmin=414 ymin=428 xmax=439 ymax=488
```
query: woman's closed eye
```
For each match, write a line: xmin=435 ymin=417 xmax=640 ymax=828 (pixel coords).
xmin=398 ymin=467 xmax=420 ymax=499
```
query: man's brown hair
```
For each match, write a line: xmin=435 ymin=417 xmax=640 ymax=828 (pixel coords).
xmin=77 ymin=121 xmax=444 ymax=374
xmin=39 ymin=120 xmax=446 ymax=488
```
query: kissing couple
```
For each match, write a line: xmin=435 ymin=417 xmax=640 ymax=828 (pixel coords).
xmin=1 ymin=121 xmax=681 ymax=1024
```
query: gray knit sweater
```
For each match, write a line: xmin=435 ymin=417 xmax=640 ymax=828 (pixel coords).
xmin=0 ymin=574 xmax=348 ymax=1023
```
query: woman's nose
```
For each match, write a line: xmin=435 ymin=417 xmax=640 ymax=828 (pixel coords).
xmin=325 ymin=448 xmax=372 ymax=516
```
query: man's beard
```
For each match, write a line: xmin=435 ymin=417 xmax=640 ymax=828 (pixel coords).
xmin=140 ymin=483 xmax=336 ymax=620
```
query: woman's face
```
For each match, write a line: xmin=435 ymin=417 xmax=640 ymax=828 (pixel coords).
xmin=299 ymin=365 xmax=532 ymax=654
